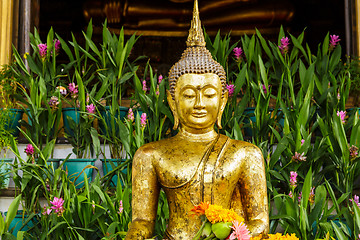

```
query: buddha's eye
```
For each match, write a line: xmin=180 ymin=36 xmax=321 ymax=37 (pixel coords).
xmin=182 ymin=89 xmax=196 ymax=99
xmin=203 ymin=88 xmax=217 ymax=98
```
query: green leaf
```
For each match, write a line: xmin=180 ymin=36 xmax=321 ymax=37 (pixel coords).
xmin=331 ymin=221 xmax=347 ymax=240
xmin=290 ymin=33 xmax=308 ymax=63
xmin=0 ymin=210 xmax=4 ymax=234
xmin=322 ymin=33 xmax=329 ymax=55
xmin=300 ymin=167 xmax=312 ymax=209
xmin=90 ymin=127 xmax=100 ymax=157
xmin=4 ymin=195 xmax=21 ymax=232
xmin=353 ymin=202 xmax=360 ymax=231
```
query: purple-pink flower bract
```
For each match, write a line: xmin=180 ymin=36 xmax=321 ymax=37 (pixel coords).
xmin=330 ymin=35 xmax=341 ymax=49
xmin=38 ymin=43 xmax=47 ymax=58
xmin=54 ymin=39 xmax=61 ymax=52
xmin=127 ymin=108 xmax=135 ymax=122
xmin=42 ymin=204 xmax=52 ymax=215
xmin=337 ymin=110 xmax=346 ymax=124
xmin=292 ymin=152 xmax=307 ymax=162
xmin=118 ymin=200 xmax=123 ymax=214
xmin=48 ymin=96 xmax=59 ymax=108
xmin=350 ymin=195 xmax=360 ymax=208
xmin=142 ymin=80 xmax=147 ymax=92
xmin=158 ymin=75 xmax=163 ymax=84
xmin=50 ymin=197 xmax=65 ymax=216
xmin=290 ymin=171 xmax=297 ymax=188
xmin=233 ymin=47 xmax=243 ymax=60
xmin=86 ymin=103 xmax=96 ymax=114
xmin=25 ymin=144 xmax=34 ymax=156
xmin=140 ymin=113 xmax=147 ymax=128
xmin=279 ymin=37 xmax=290 ymax=54
xmin=68 ymin=82 xmax=78 ymax=98
xmin=226 ymin=84 xmax=235 ymax=97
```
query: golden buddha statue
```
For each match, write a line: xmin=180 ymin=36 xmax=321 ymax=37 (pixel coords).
xmin=125 ymin=1 xmax=268 ymax=239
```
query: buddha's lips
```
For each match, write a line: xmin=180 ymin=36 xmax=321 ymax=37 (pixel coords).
xmin=192 ymin=111 xmax=207 ymax=117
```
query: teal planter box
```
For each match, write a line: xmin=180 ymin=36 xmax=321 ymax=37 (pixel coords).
xmin=47 ymin=159 xmax=60 ymax=169
xmin=4 ymin=211 xmax=34 ymax=237
xmin=101 ymin=159 xmax=128 ymax=186
xmin=99 ymin=106 xmax=129 ymax=135
xmin=2 ymin=108 xmax=24 ymax=137
xmin=243 ymin=107 xmax=256 ymax=137
xmin=0 ymin=158 xmax=12 ymax=189
xmin=63 ymin=158 xmax=96 ymax=188
xmin=62 ymin=108 xmax=80 ymax=137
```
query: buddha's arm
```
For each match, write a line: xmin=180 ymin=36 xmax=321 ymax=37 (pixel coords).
xmin=125 ymin=146 xmax=160 ymax=240
xmin=240 ymin=145 xmax=269 ymax=236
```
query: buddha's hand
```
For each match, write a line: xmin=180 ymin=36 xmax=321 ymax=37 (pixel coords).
xmin=247 ymin=219 xmax=269 ymax=236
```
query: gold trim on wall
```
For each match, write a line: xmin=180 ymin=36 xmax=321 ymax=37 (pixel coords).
xmin=357 ymin=0 xmax=360 ymax=56
xmin=0 ymin=0 xmax=15 ymax=68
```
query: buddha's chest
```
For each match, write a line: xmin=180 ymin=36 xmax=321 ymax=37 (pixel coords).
xmin=155 ymin=144 xmax=242 ymax=203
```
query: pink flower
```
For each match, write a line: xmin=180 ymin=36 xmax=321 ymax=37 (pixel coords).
xmin=86 ymin=103 xmax=96 ymax=114
xmin=329 ymin=35 xmax=341 ymax=49
xmin=54 ymin=39 xmax=61 ymax=52
xmin=298 ymin=192 xmax=302 ymax=204
xmin=127 ymin=108 xmax=135 ymax=122
xmin=229 ymin=220 xmax=251 ymax=240
xmin=290 ymin=171 xmax=297 ymax=188
xmin=337 ymin=110 xmax=346 ymax=124
xmin=226 ymin=84 xmax=235 ymax=97
xmin=68 ymin=82 xmax=78 ymax=98
xmin=142 ymin=79 xmax=147 ymax=92
xmin=301 ymin=139 xmax=305 ymax=146
xmin=350 ymin=195 xmax=360 ymax=208
xmin=289 ymin=191 xmax=293 ymax=198
xmin=50 ymin=197 xmax=65 ymax=216
xmin=48 ymin=96 xmax=59 ymax=109
xmin=118 ymin=200 xmax=123 ymax=214
xmin=140 ymin=113 xmax=147 ymax=128
xmin=38 ymin=43 xmax=47 ymax=58
xmin=25 ymin=144 xmax=34 ymax=156
xmin=158 ymin=75 xmax=163 ymax=84
xmin=279 ymin=37 xmax=290 ymax=54
xmin=233 ymin=47 xmax=243 ymax=60
xmin=292 ymin=152 xmax=307 ymax=162
xmin=262 ymin=84 xmax=271 ymax=94
xmin=42 ymin=204 xmax=52 ymax=215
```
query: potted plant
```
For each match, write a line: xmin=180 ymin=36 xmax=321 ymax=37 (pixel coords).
xmin=11 ymin=28 xmax=67 ymax=153
xmin=0 ymin=64 xmax=24 ymax=138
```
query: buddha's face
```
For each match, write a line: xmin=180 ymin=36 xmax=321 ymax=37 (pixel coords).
xmin=168 ymin=73 xmax=227 ymax=133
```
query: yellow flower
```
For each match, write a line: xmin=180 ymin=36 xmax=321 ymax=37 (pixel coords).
xmin=23 ymin=52 xmax=29 ymax=59
xmin=251 ymin=233 xmax=299 ymax=240
xmin=204 ymin=204 xmax=244 ymax=224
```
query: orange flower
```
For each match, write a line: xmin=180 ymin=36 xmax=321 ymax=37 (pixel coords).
xmin=190 ymin=202 xmax=210 ymax=216
xmin=205 ymin=204 xmax=244 ymax=224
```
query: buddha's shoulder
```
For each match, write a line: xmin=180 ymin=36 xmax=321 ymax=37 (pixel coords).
xmin=224 ymin=136 xmax=263 ymax=160
xmin=134 ymin=136 xmax=178 ymax=155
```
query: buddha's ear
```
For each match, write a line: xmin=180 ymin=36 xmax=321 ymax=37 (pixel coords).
xmin=216 ymin=90 xmax=228 ymax=129
xmin=167 ymin=90 xmax=179 ymax=130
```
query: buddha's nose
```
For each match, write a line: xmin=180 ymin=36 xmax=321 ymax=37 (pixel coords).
xmin=194 ymin=94 xmax=205 ymax=109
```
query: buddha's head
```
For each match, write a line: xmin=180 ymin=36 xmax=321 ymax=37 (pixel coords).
xmin=167 ymin=0 xmax=228 ymax=132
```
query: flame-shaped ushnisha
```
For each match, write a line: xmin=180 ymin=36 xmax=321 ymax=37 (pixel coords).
xmin=168 ymin=0 xmax=226 ymax=100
